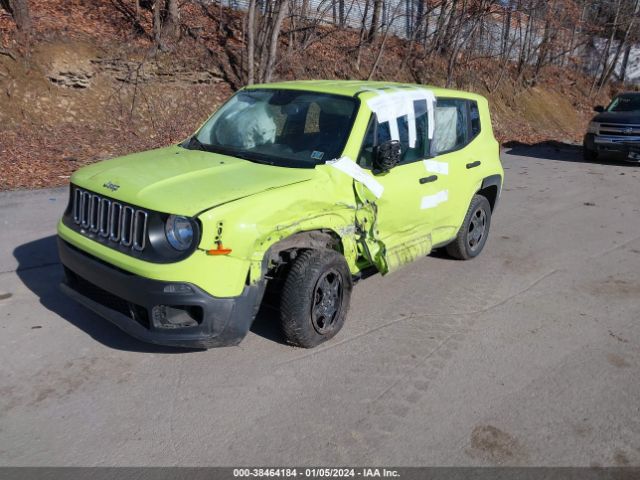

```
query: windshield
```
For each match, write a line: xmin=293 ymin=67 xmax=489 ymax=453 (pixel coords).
xmin=189 ymin=89 xmax=358 ymax=168
xmin=607 ymin=95 xmax=640 ymax=113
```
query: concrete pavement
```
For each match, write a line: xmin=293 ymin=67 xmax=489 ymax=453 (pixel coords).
xmin=0 ymin=145 xmax=639 ymax=466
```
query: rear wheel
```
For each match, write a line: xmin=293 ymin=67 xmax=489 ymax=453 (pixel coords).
xmin=446 ymin=194 xmax=492 ymax=260
xmin=280 ymin=249 xmax=352 ymax=348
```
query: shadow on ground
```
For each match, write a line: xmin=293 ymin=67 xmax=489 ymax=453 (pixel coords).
xmin=13 ymin=235 xmax=283 ymax=352
xmin=503 ymin=140 xmax=639 ymax=167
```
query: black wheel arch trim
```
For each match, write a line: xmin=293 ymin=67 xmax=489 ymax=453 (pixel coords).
xmin=479 ymin=174 xmax=503 ymax=211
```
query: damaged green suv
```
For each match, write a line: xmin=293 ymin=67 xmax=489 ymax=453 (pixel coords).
xmin=58 ymin=80 xmax=503 ymax=349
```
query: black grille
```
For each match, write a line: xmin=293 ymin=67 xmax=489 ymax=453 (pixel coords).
xmin=64 ymin=267 xmax=150 ymax=329
xmin=599 ymin=124 xmax=640 ymax=136
xmin=72 ymin=187 xmax=148 ymax=251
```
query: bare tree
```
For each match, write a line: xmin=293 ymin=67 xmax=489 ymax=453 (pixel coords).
xmin=110 ymin=0 xmax=146 ymax=35
xmin=246 ymin=0 xmax=257 ymax=85
xmin=368 ymin=0 xmax=404 ymax=79
xmin=153 ymin=0 xmax=180 ymax=50
xmin=263 ymin=1 xmax=288 ymax=83
xmin=244 ymin=0 xmax=290 ymax=84
xmin=0 ymin=0 xmax=31 ymax=46
xmin=368 ymin=0 xmax=384 ymax=41
xmin=586 ymin=0 xmax=640 ymax=95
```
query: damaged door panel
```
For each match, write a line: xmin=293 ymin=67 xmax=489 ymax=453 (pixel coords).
xmin=349 ymin=89 xmax=439 ymax=273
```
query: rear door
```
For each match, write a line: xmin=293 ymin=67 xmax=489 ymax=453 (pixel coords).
xmin=428 ymin=98 xmax=483 ymax=246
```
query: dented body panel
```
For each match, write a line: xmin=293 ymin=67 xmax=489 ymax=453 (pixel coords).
xmin=57 ymin=80 xmax=503 ymax=348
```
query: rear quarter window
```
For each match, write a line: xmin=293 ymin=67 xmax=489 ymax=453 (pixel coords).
xmin=470 ymin=101 xmax=481 ymax=138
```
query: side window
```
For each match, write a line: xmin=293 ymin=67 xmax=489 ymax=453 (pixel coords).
xmin=357 ymin=117 xmax=378 ymax=169
xmin=432 ymin=98 xmax=469 ymax=155
xmin=357 ymin=100 xmax=430 ymax=169
xmin=469 ymin=101 xmax=481 ymax=138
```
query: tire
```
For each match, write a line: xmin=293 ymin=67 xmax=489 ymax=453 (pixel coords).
xmin=583 ymin=146 xmax=598 ymax=162
xmin=280 ymin=249 xmax=353 ymax=348
xmin=446 ymin=194 xmax=492 ymax=260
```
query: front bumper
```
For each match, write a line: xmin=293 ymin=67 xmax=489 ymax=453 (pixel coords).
xmin=58 ymin=238 xmax=265 ymax=348
xmin=584 ymin=134 xmax=640 ymax=162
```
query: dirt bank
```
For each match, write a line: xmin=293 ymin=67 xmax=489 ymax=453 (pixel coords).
xmin=0 ymin=1 xmax=614 ymax=190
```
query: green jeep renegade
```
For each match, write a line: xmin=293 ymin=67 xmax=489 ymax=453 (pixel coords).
xmin=58 ymin=81 xmax=503 ymax=349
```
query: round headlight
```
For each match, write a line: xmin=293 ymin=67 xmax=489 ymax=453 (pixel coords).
xmin=165 ymin=215 xmax=194 ymax=251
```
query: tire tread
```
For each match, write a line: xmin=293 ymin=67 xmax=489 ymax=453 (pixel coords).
xmin=280 ymin=249 xmax=352 ymax=348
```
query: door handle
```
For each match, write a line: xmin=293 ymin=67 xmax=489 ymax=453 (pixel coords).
xmin=466 ymin=161 xmax=481 ymax=169
xmin=419 ymin=175 xmax=438 ymax=184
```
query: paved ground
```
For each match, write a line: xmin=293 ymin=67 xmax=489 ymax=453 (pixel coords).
xmin=1 ymin=145 xmax=639 ymax=467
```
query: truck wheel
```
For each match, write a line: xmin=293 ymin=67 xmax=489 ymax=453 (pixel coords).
xmin=583 ymin=146 xmax=598 ymax=162
xmin=280 ymin=249 xmax=352 ymax=348
xmin=446 ymin=194 xmax=492 ymax=260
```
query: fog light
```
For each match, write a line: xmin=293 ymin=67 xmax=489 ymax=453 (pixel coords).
xmin=163 ymin=284 xmax=193 ymax=294
xmin=152 ymin=305 xmax=200 ymax=329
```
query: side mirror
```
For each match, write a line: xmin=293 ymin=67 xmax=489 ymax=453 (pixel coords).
xmin=373 ymin=140 xmax=402 ymax=173
xmin=594 ymin=105 xmax=605 ymax=113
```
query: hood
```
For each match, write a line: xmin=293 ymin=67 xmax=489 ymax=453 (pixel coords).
xmin=593 ymin=111 xmax=640 ymax=124
xmin=71 ymin=146 xmax=316 ymax=216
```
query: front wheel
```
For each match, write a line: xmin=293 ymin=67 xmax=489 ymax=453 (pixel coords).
xmin=280 ymin=249 xmax=353 ymax=348
xmin=446 ymin=194 xmax=492 ymax=260
xmin=583 ymin=145 xmax=599 ymax=162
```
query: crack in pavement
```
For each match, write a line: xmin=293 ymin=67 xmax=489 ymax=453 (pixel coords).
xmin=0 ymin=261 xmax=60 ymax=276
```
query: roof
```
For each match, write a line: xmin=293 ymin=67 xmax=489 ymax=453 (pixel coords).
xmin=246 ymin=80 xmax=486 ymax=102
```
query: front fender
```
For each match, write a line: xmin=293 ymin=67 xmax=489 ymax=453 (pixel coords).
xmin=196 ymin=176 xmax=360 ymax=295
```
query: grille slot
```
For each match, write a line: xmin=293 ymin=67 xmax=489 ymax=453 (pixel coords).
xmin=599 ymin=123 xmax=640 ymax=136
xmin=72 ymin=188 xmax=149 ymax=252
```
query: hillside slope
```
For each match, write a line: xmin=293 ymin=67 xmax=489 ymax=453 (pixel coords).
xmin=0 ymin=0 xmax=619 ymax=190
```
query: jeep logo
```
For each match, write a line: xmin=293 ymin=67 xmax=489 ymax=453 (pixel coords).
xmin=103 ymin=181 xmax=120 ymax=192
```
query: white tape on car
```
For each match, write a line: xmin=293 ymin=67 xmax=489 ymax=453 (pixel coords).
xmin=420 ymin=190 xmax=448 ymax=209
xmin=366 ymin=88 xmax=437 ymax=145
xmin=423 ymin=160 xmax=449 ymax=175
xmin=327 ymin=157 xmax=384 ymax=198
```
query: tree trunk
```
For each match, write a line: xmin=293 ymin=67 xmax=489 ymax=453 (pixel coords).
xmin=355 ymin=0 xmax=371 ymax=70
xmin=1 ymin=0 xmax=31 ymax=45
xmin=597 ymin=11 xmax=637 ymax=95
xmin=164 ymin=0 xmax=179 ymax=41
xmin=246 ymin=0 xmax=257 ymax=85
xmin=153 ymin=0 xmax=180 ymax=50
xmin=619 ymin=43 xmax=632 ymax=84
xmin=153 ymin=0 xmax=162 ymax=48
xmin=368 ymin=0 xmax=403 ymax=80
xmin=339 ymin=0 xmax=346 ymax=28
xmin=368 ymin=0 xmax=383 ymax=41
xmin=590 ymin=0 xmax=623 ymax=96
xmin=501 ymin=6 xmax=512 ymax=60
xmin=262 ymin=1 xmax=289 ymax=83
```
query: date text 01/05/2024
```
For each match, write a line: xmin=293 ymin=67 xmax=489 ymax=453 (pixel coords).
xmin=232 ymin=468 xmax=400 ymax=478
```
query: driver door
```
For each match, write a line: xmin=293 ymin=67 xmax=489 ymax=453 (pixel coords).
xmin=355 ymin=108 xmax=449 ymax=273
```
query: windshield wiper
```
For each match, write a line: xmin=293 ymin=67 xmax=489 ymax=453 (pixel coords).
xmin=182 ymin=137 xmax=275 ymax=166
xmin=230 ymin=151 xmax=275 ymax=166
xmin=182 ymin=136 xmax=209 ymax=152
xmin=204 ymin=144 xmax=276 ymax=166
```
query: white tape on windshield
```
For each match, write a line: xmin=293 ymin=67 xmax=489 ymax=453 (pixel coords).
xmin=327 ymin=157 xmax=384 ymax=198
xmin=421 ymin=190 xmax=448 ymax=210
xmin=366 ymin=88 xmax=437 ymax=145
xmin=424 ymin=160 xmax=449 ymax=175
